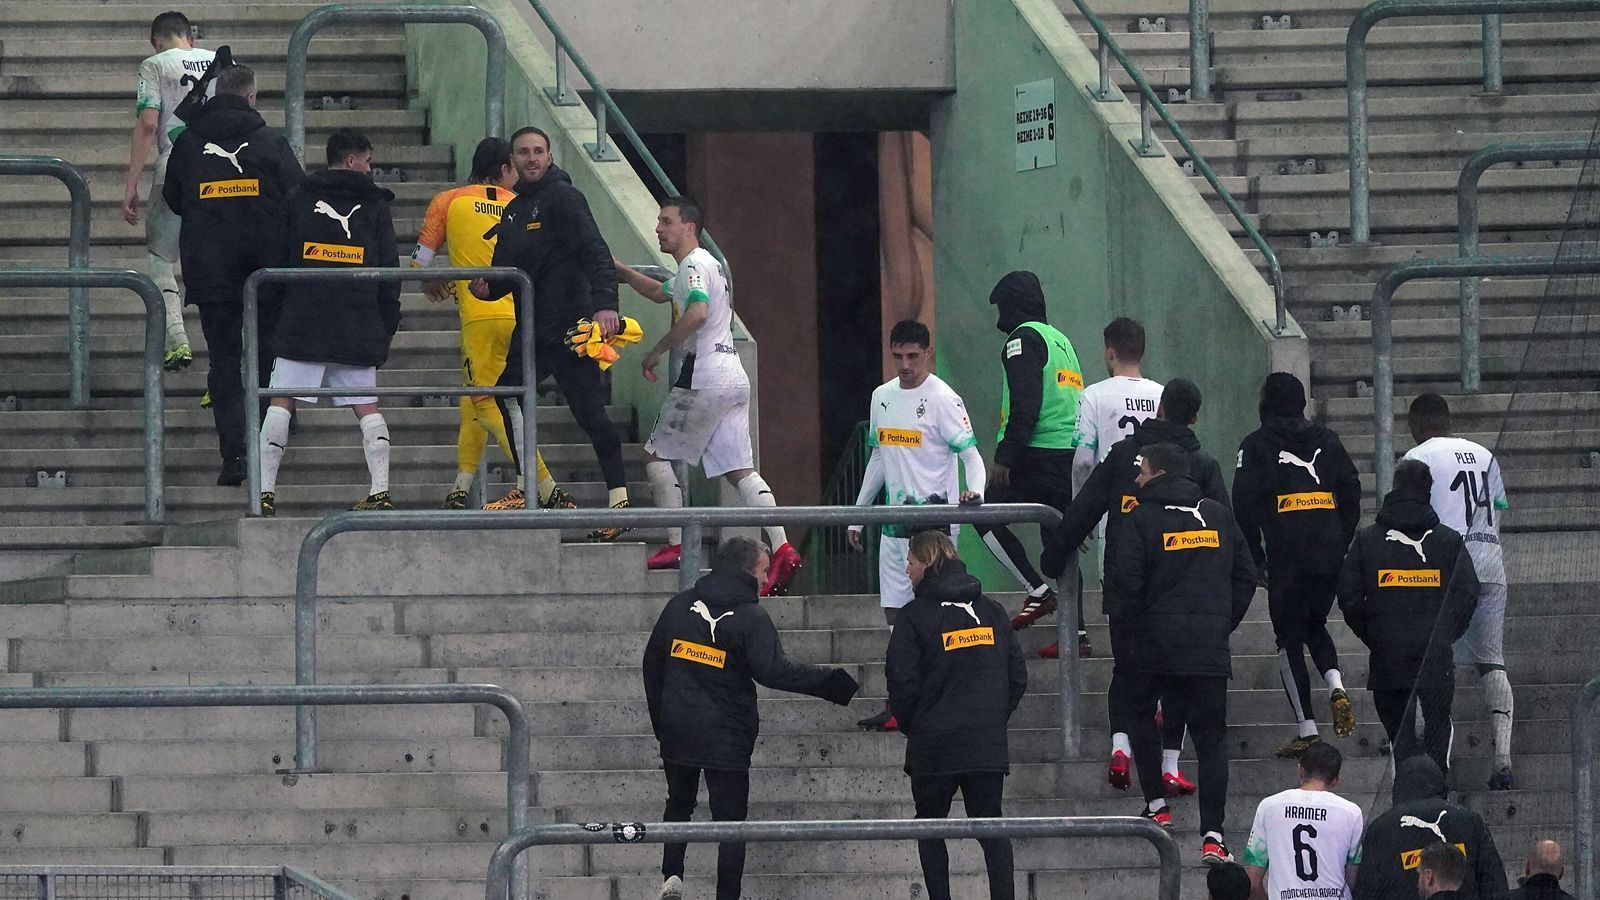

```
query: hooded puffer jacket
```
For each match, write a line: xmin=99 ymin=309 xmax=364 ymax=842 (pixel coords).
xmin=1353 ymin=756 xmax=1508 ymax=900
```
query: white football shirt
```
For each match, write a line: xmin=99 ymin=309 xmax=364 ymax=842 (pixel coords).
xmin=866 ymin=374 xmax=978 ymax=509
xmin=137 ymin=46 xmax=217 ymax=182
xmin=668 ymin=247 xmax=746 ymax=390
xmin=1076 ymin=375 xmax=1164 ymax=462
xmin=1403 ymin=436 xmax=1508 ymax=584
xmin=1244 ymin=787 xmax=1364 ymax=900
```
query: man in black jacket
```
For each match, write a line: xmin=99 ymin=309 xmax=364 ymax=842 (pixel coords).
xmin=1419 ymin=842 xmax=1472 ymax=899
xmin=1354 ymin=755 xmax=1508 ymax=900
xmin=976 ymin=272 xmax=1086 ymax=653
xmin=255 ymin=130 xmax=400 ymax=516
xmin=1234 ymin=372 xmax=1363 ymax=758
xmin=887 ymin=532 xmax=1026 ymax=900
xmin=643 ymin=537 xmax=859 ymax=900
xmin=471 ymin=126 xmax=630 ymax=540
xmin=163 ymin=64 xmax=304 ymax=485
xmin=1106 ymin=442 xmax=1255 ymax=866
xmin=1338 ymin=459 xmax=1479 ymax=773
xmin=1040 ymin=378 xmax=1226 ymax=794
xmin=1508 ymin=840 xmax=1574 ymax=900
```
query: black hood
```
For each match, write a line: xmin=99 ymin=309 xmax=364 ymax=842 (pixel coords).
xmin=1262 ymin=414 xmax=1332 ymax=453
xmin=691 ymin=568 xmax=761 ymax=613
xmin=186 ymin=93 xmax=267 ymax=142
xmin=1260 ymin=372 xmax=1307 ymax=420
xmin=305 ymin=168 xmax=395 ymax=203
xmin=1136 ymin=473 xmax=1204 ymax=506
xmin=518 ymin=163 xmax=574 ymax=198
xmin=989 ymin=270 xmax=1047 ymax=333
xmin=1376 ymin=486 xmax=1441 ymax=532
xmin=913 ymin=558 xmax=983 ymax=604
xmin=1393 ymin=754 xmax=1448 ymax=803
xmin=1131 ymin=417 xmax=1203 ymax=454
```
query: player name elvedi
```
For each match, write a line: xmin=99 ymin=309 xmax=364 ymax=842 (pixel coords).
xmin=942 ymin=627 xmax=995 ymax=650
xmin=1163 ymin=530 xmax=1219 ymax=550
xmin=1378 ymin=568 xmax=1442 ymax=587
xmin=877 ymin=428 xmax=923 ymax=448
xmin=302 ymin=242 xmax=366 ymax=264
xmin=1283 ymin=805 xmax=1329 ymax=821
xmin=198 ymin=179 xmax=259 ymax=198
xmin=1277 ymin=491 xmax=1336 ymax=511
xmin=670 ymin=639 xmax=726 ymax=668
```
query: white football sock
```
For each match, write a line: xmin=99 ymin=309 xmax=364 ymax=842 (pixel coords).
xmin=1028 ymin=582 xmax=1053 ymax=598
xmin=453 ymin=470 xmax=476 ymax=494
xmin=1324 ymin=669 xmax=1345 ymax=692
xmin=147 ymin=252 xmax=187 ymax=349
xmin=1482 ymin=669 xmax=1514 ymax=769
xmin=359 ymin=413 xmax=390 ymax=495
xmin=1147 ymin=798 xmax=1167 ymax=814
xmin=1162 ymin=749 xmax=1181 ymax=777
xmin=735 ymin=472 xmax=786 ymax=548
xmin=1111 ymin=733 xmax=1131 ymax=756
xmin=258 ymin=406 xmax=291 ymax=493
xmin=1298 ymin=719 xmax=1319 ymax=739
xmin=647 ymin=461 xmax=683 ymax=546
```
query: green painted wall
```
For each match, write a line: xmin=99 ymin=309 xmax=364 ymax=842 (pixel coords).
xmin=932 ymin=0 xmax=1306 ymax=586
xmin=404 ymin=0 xmax=673 ymax=433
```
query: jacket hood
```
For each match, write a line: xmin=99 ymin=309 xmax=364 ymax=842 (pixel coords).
xmin=1136 ymin=473 xmax=1203 ymax=506
xmin=912 ymin=558 xmax=983 ymax=604
xmin=1261 ymin=415 xmax=1329 ymax=452
xmin=989 ymin=270 xmax=1047 ymax=332
xmin=519 ymin=163 xmax=574 ymax=197
xmin=691 ymin=568 xmax=761 ymax=612
xmin=1260 ymin=372 xmax=1307 ymax=419
xmin=1393 ymin=754 xmax=1448 ymax=803
xmin=187 ymin=94 xmax=267 ymax=141
xmin=305 ymin=168 xmax=395 ymax=203
xmin=1376 ymin=486 xmax=1441 ymax=532
xmin=1132 ymin=417 xmax=1202 ymax=453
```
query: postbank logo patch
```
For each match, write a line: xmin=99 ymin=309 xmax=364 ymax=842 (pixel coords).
xmin=877 ymin=428 xmax=923 ymax=448
xmin=670 ymin=639 xmax=726 ymax=668
xmin=1401 ymin=844 xmax=1467 ymax=870
xmin=1120 ymin=495 xmax=1139 ymax=513
xmin=1055 ymin=369 xmax=1085 ymax=390
xmin=1277 ymin=491 xmax=1336 ymax=512
xmin=942 ymin=627 xmax=995 ymax=651
xmin=302 ymin=242 xmax=365 ymax=264
xmin=1378 ymin=569 xmax=1442 ymax=588
xmin=524 ymin=221 xmax=542 ymax=231
xmin=199 ymin=179 xmax=260 ymax=198
xmin=1163 ymin=530 xmax=1220 ymax=550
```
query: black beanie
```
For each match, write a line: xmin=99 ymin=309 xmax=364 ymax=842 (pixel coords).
xmin=1260 ymin=372 xmax=1306 ymax=418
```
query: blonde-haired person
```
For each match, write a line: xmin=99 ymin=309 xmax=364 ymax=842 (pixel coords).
xmin=886 ymin=529 xmax=1027 ymax=900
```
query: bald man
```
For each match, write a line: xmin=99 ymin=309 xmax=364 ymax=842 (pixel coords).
xmin=1507 ymin=841 xmax=1573 ymax=900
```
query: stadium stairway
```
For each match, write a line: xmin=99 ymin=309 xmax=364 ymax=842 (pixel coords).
xmin=0 ymin=1 xmax=1589 ymax=898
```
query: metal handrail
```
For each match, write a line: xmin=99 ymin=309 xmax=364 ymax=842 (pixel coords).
xmin=1068 ymin=0 xmax=1286 ymax=333
xmin=0 ymin=866 xmax=357 ymax=900
xmin=1346 ymin=0 xmax=1600 ymax=244
xmin=291 ymin=504 xmax=1080 ymax=765
xmin=0 ymin=269 xmax=164 ymax=523
xmin=285 ymin=4 xmax=507 ymax=164
xmin=1456 ymin=140 xmax=1596 ymax=391
xmin=1572 ymin=674 xmax=1600 ymax=900
xmin=0 ymin=156 xmax=93 ymax=408
xmin=485 ymin=816 xmax=1181 ymax=900
xmin=517 ymin=0 xmax=729 ymax=272
xmin=241 ymin=267 xmax=537 ymax=518
xmin=1370 ymin=254 xmax=1600 ymax=493
xmin=0 ymin=684 xmax=533 ymax=900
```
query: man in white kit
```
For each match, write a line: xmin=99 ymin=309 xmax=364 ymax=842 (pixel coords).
xmin=122 ymin=11 xmax=215 ymax=372
xmin=1244 ymin=741 xmax=1364 ymax=900
xmin=1403 ymin=392 xmax=1515 ymax=790
xmin=848 ymin=320 xmax=986 ymax=732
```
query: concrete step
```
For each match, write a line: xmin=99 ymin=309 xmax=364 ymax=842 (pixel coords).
xmin=6 ymin=38 xmax=404 ymax=76
xmin=90 ymin=737 xmax=506 ymax=776
xmin=120 ymin=772 xmax=507 ymax=811
xmin=0 ymin=73 xmax=409 ymax=103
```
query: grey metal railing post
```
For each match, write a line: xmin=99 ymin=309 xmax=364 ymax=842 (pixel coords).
xmin=1347 ymin=0 xmax=1600 ymax=244
xmin=286 ymin=5 xmax=506 ymax=163
xmin=243 ymin=267 xmax=535 ymax=519
xmin=0 ymin=684 xmax=530 ymax=900
xmin=487 ymin=816 xmax=1180 ymax=900
xmin=544 ymin=46 xmax=579 ymax=106
xmin=1371 ymin=254 xmax=1600 ymax=493
xmin=0 ymin=157 xmax=94 ymax=408
xmin=1455 ymin=140 xmax=1594 ymax=391
xmin=1481 ymin=14 xmax=1504 ymax=93
xmin=1573 ymin=675 xmax=1600 ymax=900
xmin=1189 ymin=0 xmax=1212 ymax=102
xmin=1057 ymin=548 xmax=1082 ymax=759
xmin=0 ymin=269 xmax=164 ymax=523
xmin=1094 ymin=38 xmax=1115 ymax=101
